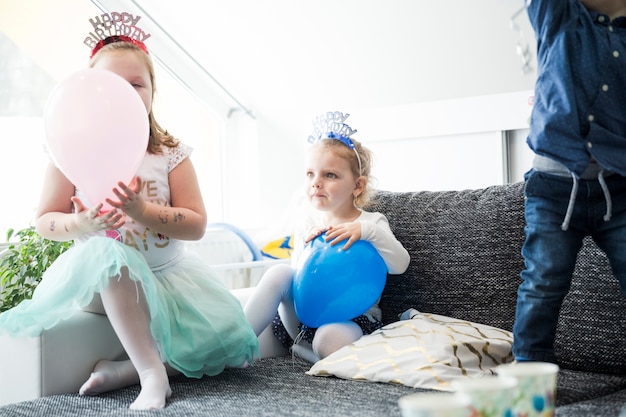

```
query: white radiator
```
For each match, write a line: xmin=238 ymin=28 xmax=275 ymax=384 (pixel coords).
xmin=186 ymin=227 xmax=288 ymax=289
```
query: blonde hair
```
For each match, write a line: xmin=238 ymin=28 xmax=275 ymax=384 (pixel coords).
xmin=88 ymin=41 xmax=178 ymax=154
xmin=314 ymin=138 xmax=374 ymax=208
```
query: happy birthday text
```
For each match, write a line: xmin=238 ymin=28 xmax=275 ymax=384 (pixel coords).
xmin=83 ymin=12 xmax=151 ymax=50
xmin=308 ymin=111 xmax=357 ymax=142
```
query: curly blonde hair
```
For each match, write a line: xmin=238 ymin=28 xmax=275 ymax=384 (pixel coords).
xmin=315 ymin=138 xmax=375 ymax=208
xmin=88 ymin=41 xmax=178 ymax=154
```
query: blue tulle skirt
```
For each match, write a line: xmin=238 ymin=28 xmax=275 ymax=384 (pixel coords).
xmin=0 ymin=236 xmax=259 ymax=378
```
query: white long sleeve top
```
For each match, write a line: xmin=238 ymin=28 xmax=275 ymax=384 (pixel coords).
xmin=290 ymin=209 xmax=410 ymax=322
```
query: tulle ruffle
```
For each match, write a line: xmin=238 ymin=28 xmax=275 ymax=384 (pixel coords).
xmin=0 ymin=236 xmax=259 ymax=378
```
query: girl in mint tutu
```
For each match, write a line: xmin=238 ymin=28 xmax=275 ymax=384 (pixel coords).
xmin=0 ymin=20 xmax=258 ymax=410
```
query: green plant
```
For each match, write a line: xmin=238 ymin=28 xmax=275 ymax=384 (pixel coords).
xmin=0 ymin=227 xmax=72 ymax=312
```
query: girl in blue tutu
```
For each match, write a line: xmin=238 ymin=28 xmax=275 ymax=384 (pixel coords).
xmin=0 ymin=24 xmax=258 ymax=410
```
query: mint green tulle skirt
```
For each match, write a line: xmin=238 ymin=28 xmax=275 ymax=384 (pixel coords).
xmin=0 ymin=236 xmax=259 ymax=378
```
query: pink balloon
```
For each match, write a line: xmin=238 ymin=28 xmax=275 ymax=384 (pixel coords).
xmin=44 ymin=68 xmax=149 ymax=210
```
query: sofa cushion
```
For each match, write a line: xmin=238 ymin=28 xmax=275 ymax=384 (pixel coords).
xmin=556 ymin=238 xmax=626 ymax=375
xmin=306 ymin=311 xmax=514 ymax=390
xmin=370 ymin=183 xmax=526 ymax=331
xmin=370 ymin=182 xmax=626 ymax=376
xmin=556 ymin=367 xmax=626 ymax=406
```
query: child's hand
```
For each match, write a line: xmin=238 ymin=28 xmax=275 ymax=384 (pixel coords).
xmin=71 ymin=197 xmax=125 ymax=234
xmin=106 ymin=176 xmax=146 ymax=220
xmin=304 ymin=226 xmax=329 ymax=244
xmin=325 ymin=222 xmax=362 ymax=250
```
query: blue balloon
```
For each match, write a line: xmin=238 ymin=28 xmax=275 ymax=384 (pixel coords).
xmin=293 ymin=234 xmax=388 ymax=328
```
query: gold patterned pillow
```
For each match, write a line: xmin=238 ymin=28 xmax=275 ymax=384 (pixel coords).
xmin=306 ymin=312 xmax=514 ymax=390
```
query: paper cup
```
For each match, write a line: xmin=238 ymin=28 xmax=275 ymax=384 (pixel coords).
xmin=451 ymin=375 xmax=517 ymax=417
xmin=496 ymin=362 xmax=559 ymax=417
xmin=398 ymin=392 xmax=471 ymax=417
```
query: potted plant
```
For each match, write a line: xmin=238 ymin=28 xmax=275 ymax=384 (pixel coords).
xmin=0 ymin=227 xmax=72 ymax=313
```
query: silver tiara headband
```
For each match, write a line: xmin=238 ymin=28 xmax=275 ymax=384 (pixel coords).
xmin=307 ymin=111 xmax=362 ymax=175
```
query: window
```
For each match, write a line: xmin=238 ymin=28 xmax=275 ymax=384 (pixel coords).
xmin=0 ymin=30 xmax=230 ymax=238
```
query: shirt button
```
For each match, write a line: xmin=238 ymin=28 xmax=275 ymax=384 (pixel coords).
xmin=599 ymin=16 xmax=606 ymax=22
xmin=614 ymin=50 xmax=620 ymax=58
xmin=587 ymin=142 xmax=593 ymax=149
xmin=609 ymin=25 xmax=614 ymax=32
xmin=588 ymin=114 xmax=595 ymax=122
xmin=602 ymin=84 xmax=609 ymax=92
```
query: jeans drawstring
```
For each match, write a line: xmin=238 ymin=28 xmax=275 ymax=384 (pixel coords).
xmin=598 ymin=169 xmax=613 ymax=222
xmin=561 ymin=173 xmax=578 ymax=231
xmin=561 ymin=169 xmax=613 ymax=231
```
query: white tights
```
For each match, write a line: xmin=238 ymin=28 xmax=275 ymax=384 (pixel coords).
xmin=243 ymin=263 xmax=363 ymax=362
xmin=80 ymin=267 xmax=173 ymax=410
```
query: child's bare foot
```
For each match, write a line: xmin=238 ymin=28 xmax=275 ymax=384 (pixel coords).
xmin=79 ymin=360 xmax=136 ymax=396
xmin=130 ymin=367 xmax=172 ymax=410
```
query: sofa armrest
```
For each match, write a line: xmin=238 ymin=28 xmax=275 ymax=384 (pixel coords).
xmin=0 ymin=286 xmax=286 ymax=406
xmin=0 ymin=310 xmax=125 ymax=406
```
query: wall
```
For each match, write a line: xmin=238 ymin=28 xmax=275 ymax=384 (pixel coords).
xmin=80 ymin=0 xmax=539 ymax=229
xmin=0 ymin=0 xmax=539 ymax=237
xmin=350 ymin=90 xmax=535 ymax=192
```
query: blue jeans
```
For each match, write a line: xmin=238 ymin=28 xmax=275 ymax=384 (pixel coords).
xmin=513 ymin=169 xmax=626 ymax=362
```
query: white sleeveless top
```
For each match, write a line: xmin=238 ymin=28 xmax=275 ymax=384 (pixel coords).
xmin=74 ymin=143 xmax=192 ymax=270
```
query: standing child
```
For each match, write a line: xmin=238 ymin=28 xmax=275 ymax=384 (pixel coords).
xmin=244 ymin=111 xmax=410 ymax=362
xmin=513 ymin=0 xmax=626 ymax=363
xmin=0 ymin=20 xmax=258 ymax=410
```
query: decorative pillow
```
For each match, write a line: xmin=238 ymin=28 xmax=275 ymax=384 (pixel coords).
xmin=306 ymin=311 xmax=514 ymax=390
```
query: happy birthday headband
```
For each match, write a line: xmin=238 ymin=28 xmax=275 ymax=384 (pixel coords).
xmin=307 ymin=111 xmax=362 ymax=175
xmin=83 ymin=12 xmax=151 ymax=58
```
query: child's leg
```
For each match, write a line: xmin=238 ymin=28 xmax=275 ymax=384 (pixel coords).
xmin=290 ymin=343 xmax=321 ymax=363
xmin=514 ymin=172 xmax=582 ymax=362
xmin=80 ymin=359 xmax=135 ymax=396
xmin=312 ymin=322 xmax=363 ymax=359
xmin=81 ymin=360 xmax=177 ymax=396
xmin=80 ymin=267 xmax=171 ymax=410
xmin=244 ymin=263 xmax=300 ymax=338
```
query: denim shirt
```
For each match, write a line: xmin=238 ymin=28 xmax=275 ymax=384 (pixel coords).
xmin=527 ymin=0 xmax=626 ymax=177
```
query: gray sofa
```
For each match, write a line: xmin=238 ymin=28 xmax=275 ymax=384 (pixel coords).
xmin=373 ymin=182 xmax=626 ymax=416
xmin=1 ymin=181 xmax=626 ymax=416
